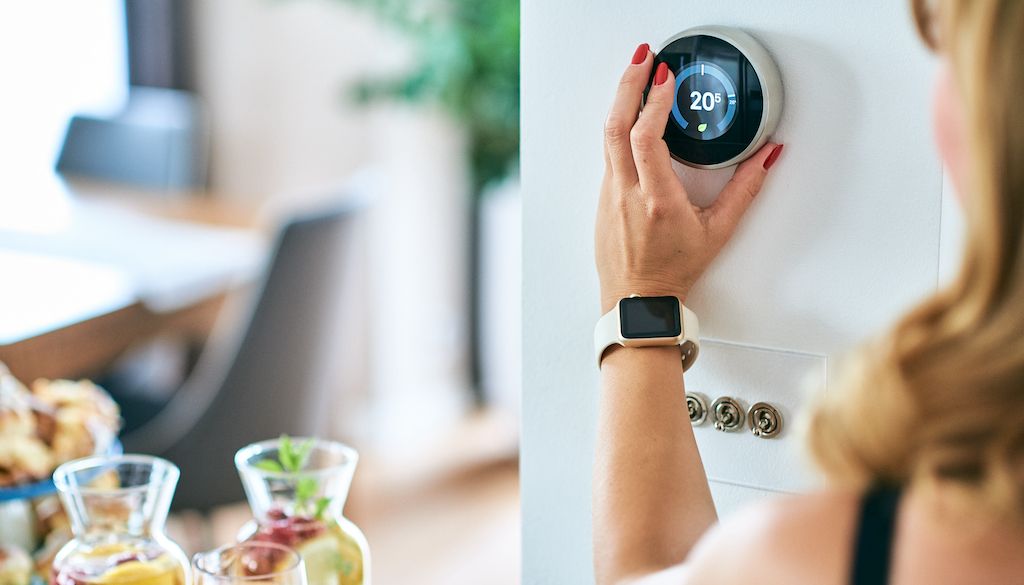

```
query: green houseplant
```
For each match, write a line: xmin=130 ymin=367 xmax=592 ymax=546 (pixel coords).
xmin=340 ymin=0 xmax=520 ymax=195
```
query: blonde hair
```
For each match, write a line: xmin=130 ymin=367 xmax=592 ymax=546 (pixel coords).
xmin=806 ymin=0 xmax=1024 ymax=518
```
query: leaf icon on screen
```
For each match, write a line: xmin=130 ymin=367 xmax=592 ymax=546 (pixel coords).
xmin=697 ymin=123 xmax=708 ymax=133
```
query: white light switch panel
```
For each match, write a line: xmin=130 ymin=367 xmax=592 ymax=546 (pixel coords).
xmin=685 ymin=339 xmax=826 ymax=492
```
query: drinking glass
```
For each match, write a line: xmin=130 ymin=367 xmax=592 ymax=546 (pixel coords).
xmin=192 ymin=542 xmax=307 ymax=585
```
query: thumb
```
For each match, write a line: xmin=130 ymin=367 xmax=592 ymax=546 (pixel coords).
xmin=705 ymin=143 xmax=783 ymax=238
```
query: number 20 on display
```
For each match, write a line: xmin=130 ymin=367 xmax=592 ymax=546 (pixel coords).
xmin=689 ymin=91 xmax=722 ymax=111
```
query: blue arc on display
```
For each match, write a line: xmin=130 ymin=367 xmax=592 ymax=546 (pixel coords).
xmin=671 ymin=60 xmax=738 ymax=140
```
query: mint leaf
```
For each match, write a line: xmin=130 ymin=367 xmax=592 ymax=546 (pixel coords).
xmin=296 ymin=476 xmax=319 ymax=509
xmin=279 ymin=435 xmax=297 ymax=471
xmin=313 ymin=496 xmax=332 ymax=519
xmin=254 ymin=459 xmax=284 ymax=473
xmin=294 ymin=438 xmax=315 ymax=470
xmin=274 ymin=435 xmax=323 ymax=514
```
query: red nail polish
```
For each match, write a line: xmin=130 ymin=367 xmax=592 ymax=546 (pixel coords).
xmin=631 ymin=43 xmax=649 ymax=65
xmin=763 ymin=144 xmax=784 ymax=170
xmin=654 ymin=62 xmax=669 ymax=85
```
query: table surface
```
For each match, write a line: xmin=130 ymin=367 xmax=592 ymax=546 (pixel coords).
xmin=0 ymin=173 xmax=267 ymax=381
xmin=0 ymin=249 xmax=135 ymax=344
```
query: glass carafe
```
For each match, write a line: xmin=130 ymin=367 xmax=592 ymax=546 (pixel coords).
xmin=51 ymin=455 xmax=189 ymax=585
xmin=235 ymin=438 xmax=370 ymax=585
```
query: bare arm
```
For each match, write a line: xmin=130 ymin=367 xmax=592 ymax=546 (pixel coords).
xmin=592 ymin=43 xmax=784 ymax=585
xmin=593 ymin=346 xmax=715 ymax=581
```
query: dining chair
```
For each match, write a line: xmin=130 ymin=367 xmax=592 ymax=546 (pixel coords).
xmin=55 ymin=87 xmax=208 ymax=191
xmin=121 ymin=196 xmax=367 ymax=511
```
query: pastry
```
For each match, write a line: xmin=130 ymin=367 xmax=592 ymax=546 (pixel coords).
xmin=31 ymin=379 xmax=120 ymax=433
xmin=0 ymin=435 xmax=55 ymax=486
xmin=0 ymin=367 xmax=35 ymax=439
xmin=0 ymin=545 xmax=31 ymax=585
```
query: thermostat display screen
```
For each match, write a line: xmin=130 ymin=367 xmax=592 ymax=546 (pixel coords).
xmin=672 ymin=61 xmax=738 ymax=141
xmin=652 ymin=33 xmax=768 ymax=167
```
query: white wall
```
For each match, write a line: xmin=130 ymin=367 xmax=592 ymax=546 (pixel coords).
xmin=193 ymin=0 xmax=409 ymax=203
xmin=522 ymin=1 xmax=945 ymax=582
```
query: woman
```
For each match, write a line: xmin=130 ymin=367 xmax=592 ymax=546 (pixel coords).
xmin=593 ymin=1 xmax=1024 ymax=583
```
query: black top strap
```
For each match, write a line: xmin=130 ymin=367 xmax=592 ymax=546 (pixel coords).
xmin=851 ymin=487 xmax=902 ymax=585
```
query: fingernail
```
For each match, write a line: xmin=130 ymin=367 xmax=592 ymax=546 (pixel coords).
xmin=763 ymin=144 xmax=785 ymax=170
xmin=654 ymin=62 xmax=669 ymax=85
xmin=631 ymin=43 xmax=649 ymax=65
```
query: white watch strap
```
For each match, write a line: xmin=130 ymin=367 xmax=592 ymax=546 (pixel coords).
xmin=593 ymin=304 xmax=622 ymax=365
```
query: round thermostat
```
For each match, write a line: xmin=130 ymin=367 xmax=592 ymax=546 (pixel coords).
xmin=649 ymin=26 xmax=783 ymax=169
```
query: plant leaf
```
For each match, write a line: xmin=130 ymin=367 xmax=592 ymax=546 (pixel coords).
xmin=294 ymin=438 xmax=315 ymax=470
xmin=313 ymin=496 xmax=332 ymax=519
xmin=296 ymin=477 xmax=319 ymax=507
xmin=254 ymin=459 xmax=284 ymax=473
xmin=337 ymin=0 xmax=521 ymax=195
xmin=279 ymin=435 xmax=297 ymax=471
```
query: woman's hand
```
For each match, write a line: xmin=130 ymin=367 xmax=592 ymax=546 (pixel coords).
xmin=596 ymin=44 xmax=784 ymax=312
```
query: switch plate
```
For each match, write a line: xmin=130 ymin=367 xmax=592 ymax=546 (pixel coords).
xmin=686 ymin=339 xmax=826 ymax=492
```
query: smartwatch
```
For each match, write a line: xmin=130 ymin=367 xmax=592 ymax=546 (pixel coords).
xmin=594 ymin=295 xmax=700 ymax=371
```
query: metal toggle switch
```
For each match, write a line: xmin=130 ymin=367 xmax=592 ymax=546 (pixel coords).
xmin=711 ymin=396 xmax=744 ymax=432
xmin=686 ymin=393 xmax=708 ymax=425
xmin=748 ymin=402 xmax=783 ymax=439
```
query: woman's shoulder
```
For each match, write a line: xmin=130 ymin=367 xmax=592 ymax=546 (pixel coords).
xmin=685 ymin=488 xmax=863 ymax=585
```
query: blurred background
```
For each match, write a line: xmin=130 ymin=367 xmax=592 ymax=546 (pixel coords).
xmin=0 ymin=1 xmax=519 ymax=583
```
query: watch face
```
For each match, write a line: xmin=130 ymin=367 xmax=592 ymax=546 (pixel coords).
xmin=619 ymin=296 xmax=681 ymax=339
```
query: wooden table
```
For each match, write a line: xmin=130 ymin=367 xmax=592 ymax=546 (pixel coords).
xmin=0 ymin=286 xmax=228 ymax=382
xmin=0 ymin=176 xmax=266 ymax=382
